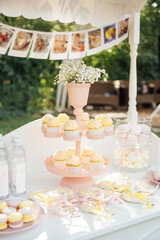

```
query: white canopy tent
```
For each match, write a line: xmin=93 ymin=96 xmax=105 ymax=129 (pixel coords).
xmin=0 ymin=0 xmax=148 ymax=123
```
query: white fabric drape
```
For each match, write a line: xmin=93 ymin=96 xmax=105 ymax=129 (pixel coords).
xmin=0 ymin=0 xmax=147 ymax=26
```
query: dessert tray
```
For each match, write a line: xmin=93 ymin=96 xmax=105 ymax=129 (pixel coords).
xmin=0 ymin=201 xmax=45 ymax=234
xmin=45 ymin=156 xmax=111 ymax=187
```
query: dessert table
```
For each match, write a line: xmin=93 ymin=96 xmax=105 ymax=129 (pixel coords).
xmin=2 ymin=119 xmax=160 ymax=240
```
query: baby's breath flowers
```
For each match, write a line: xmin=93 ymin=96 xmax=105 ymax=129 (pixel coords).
xmin=54 ymin=60 xmax=108 ymax=85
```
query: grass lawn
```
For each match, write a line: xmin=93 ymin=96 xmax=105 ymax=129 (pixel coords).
xmin=0 ymin=114 xmax=40 ymax=135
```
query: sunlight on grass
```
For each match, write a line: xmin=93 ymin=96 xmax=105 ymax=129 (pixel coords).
xmin=0 ymin=114 xmax=40 ymax=135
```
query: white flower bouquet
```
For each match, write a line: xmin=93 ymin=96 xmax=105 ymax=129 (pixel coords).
xmin=54 ymin=60 xmax=108 ymax=84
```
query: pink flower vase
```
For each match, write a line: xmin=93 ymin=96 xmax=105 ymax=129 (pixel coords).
xmin=67 ymin=83 xmax=91 ymax=108
xmin=67 ymin=83 xmax=91 ymax=156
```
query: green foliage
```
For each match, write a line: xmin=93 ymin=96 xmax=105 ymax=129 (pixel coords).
xmin=0 ymin=0 xmax=160 ymax=120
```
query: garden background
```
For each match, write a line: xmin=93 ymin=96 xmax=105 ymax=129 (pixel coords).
xmin=0 ymin=0 xmax=160 ymax=135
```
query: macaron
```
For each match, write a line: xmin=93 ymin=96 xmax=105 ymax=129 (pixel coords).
xmin=2 ymin=207 xmax=17 ymax=216
xmin=19 ymin=207 xmax=34 ymax=223
xmin=131 ymin=125 xmax=141 ymax=136
xmin=141 ymin=124 xmax=150 ymax=135
xmin=19 ymin=200 xmax=33 ymax=209
xmin=8 ymin=212 xmax=23 ymax=229
xmin=127 ymin=135 xmax=138 ymax=145
xmin=138 ymin=134 xmax=149 ymax=145
xmin=0 ymin=202 xmax=7 ymax=213
xmin=0 ymin=214 xmax=8 ymax=230
xmin=7 ymin=199 xmax=21 ymax=210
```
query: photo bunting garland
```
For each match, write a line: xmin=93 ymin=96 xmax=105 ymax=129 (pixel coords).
xmin=8 ymin=28 xmax=34 ymax=57
xmin=0 ymin=15 xmax=129 ymax=59
xmin=50 ymin=32 xmax=69 ymax=60
xmin=30 ymin=32 xmax=53 ymax=59
xmin=0 ymin=23 xmax=16 ymax=54
xmin=69 ymin=30 xmax=87 ymax=59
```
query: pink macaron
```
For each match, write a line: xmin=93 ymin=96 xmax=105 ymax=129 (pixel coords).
xmin=117 ymin=124 xmax=131 ymax=133
xmin=8 ymin=212 xmax=23 ymax=229
xmin=131 ymin=125 xmax=141 ymax=136
xmin=138 ymin=134 xmax=149 ymax=145
xmin=18 ymin=207 xmax=33 ymax=223
xmin=7 ymin=199 xmax=22 ymax=210
xmin=141 ymin=124 xmax=150 ymax=135
xmin=2 ymin=207 xmax=16 ymax=216
xmin=127 ymin=135 xmax=138 ymax=145
xmin=0 ymin=214 xmax=8 ymax=230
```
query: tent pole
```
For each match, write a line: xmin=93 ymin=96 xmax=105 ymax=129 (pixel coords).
xmin=127 ymin=12 xmax=140 ymax=123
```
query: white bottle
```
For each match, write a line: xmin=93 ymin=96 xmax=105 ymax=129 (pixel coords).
xmin=8 ymin=136 xmax=19 ymax=160
xmin=10 ymin=139 xmax=26 ymax=196
xmin=8 ymin=136 xmax=19 ymax=187
xmin=0 ymin=141 xmax=9 ymax=199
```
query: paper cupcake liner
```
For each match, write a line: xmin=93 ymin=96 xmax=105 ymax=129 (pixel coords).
xmin=104 ymin=126 xmax=114 ymax=135
xmin=46 ymin=127 xmax=61 ymax=137
xmin=47 ymin=127 xmax=61 ymax=134
xmin=42 ymin=123 xmax=47 ymax=128
xmin=81 ymin=156 xmax=91 ymax=165
xmin=63 ymin=129 xmax=80 ymax=137
xmin=67 ymin=166 xmax=81 ymax=173
xmin=87 ymin=129 xmax=104 ymax=140
xmin=54 ymin=160 xmax=66 ymax=169
xmin=90 ymin=162 xmax=104 ymax=170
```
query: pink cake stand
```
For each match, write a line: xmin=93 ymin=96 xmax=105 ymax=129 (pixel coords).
xmin=42 ymin=83 xmax=112 ymax=189
xmin=45 ymin=156 xmax=111 ymax=189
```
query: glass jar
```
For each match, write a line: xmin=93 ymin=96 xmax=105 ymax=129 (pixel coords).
xmin=113 ymin=117 xmax=151 ymax=171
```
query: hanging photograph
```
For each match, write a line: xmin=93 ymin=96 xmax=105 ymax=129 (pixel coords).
xmin=50 ymin=33 xmax=69 ymax=60
xmin=0 ymin=24 xmax=15 ymax=54
xmin=87 ymin=28 xmax=103 ymax=56
xmin=30 ymin=32 xmax=53 ymax=59
xmin=69 ymin=31 xmax=86 ymax=59
xmin=8 ymin=29 xmax=33 ymax=57
xmin=118 ymin=18 xmax=129 ymax=42
xmin=103 ymin=23 xmax=116 ymax=48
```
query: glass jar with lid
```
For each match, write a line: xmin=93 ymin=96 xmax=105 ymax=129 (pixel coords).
xmin=113 ymin=117 xmax=151 ymax=171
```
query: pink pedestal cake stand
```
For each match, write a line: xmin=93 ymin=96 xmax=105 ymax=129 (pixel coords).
xmin=45 ymin=156 xmax=111 ymax=188
xmin=42 ymin=83 xmax=111 ymax=188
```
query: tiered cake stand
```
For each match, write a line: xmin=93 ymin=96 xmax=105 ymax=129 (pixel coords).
xmin=42 ymin=83 xmax=111 ymax=188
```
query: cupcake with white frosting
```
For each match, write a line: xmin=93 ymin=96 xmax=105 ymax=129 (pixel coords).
xmin=53 ymin=151 xmax=67 ymax=169
xmin=81 ymin=146 xmax=94 ymax=165
xmin=63 ymin=120 xmax=80 ymax=141
xmin=90 ymin=153 xmax=104 ymax=170
xmin=87 ymin=119 xmax=104 ymax=139
xmin=47 ymin=117 xmax=61 ymax=137
xmin=66 ymin=155 xmax=82 ymax=173
xmin=42 ymin=114 xmax=53 ymax=129
xmin=80 ymin=112 xmax=90 ymax=132
xmin=65 ymin=147 xmax=76 ymax=157
xmin=100 ymin=117 xmax=114 ymax=135
xmin=58 ymin=113 xmax=69 ymax=128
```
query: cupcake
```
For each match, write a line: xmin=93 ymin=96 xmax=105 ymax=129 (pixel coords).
xmin=90 ymin=153 xmax=104 ymax=170
xmin=66 ymin=155 xmax=81 ymax=173
xmin=95 ymin=114 xmax=106 ymax=121
xmin=100 ymin=117 xmax=114 ymax=136
xmin=65 ymin=147 xmax=76 ymax=157
xmin=80 ymin=112 xmax=90 ymax=132
xmin=63 ymin=120 xmax=80 ymax=141
xmin=53 ymin=151 xmax=67 ymax=169
xmin=81 ymin=146 xmax=94 ymax=165
xmin=58 ymin=113 xmax=69 ymax=128
xmin=47 ymin=117 xmax=61 ymax=137
xmin=87 ymin=119 xmax=104 ymax=139
xmin=42 ymin=114 xmax=53 ymax=128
